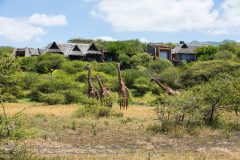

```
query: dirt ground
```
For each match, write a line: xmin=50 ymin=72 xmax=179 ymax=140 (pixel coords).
xmin=2 ymin=103 xmax=240 ymax=160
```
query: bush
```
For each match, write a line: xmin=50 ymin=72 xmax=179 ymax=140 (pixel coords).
xmin=98 ymin=107 xmax=111 ymax=117
xmin=132 ymin=77 xmax=150 ymax=97
xmin=181 ymin=60 xmax=240 ymax=87
xmin=122 ymin=69 xmax=143 ymax=88
xmin=147 ymin=59 xmax=173 ymax=75
xmin=1 ymin=94 xmax=18 ymax=103
xmin=215 ymin=50 xmax=237 ymax=60
xmin=22 ymin=72 xmax=39 ymax=90
xmin=61 ymin=61 xmax=86 ymax=74
xmin=63 ymin=90 xmax=83 ymax=104
xmin=41 ymin=93 xmax=65 ymax=105
xmin=94 ymin=62 xmax=117 ymax=75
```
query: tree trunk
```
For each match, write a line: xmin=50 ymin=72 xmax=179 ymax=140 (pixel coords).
xmin=208 ymin=102 xmax=218 ymax=124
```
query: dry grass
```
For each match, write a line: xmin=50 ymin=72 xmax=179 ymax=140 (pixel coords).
xmin=2 ymin=103 xmax=78 ymax=116
xmin=3 ymin=103 xmax=156 ymax=120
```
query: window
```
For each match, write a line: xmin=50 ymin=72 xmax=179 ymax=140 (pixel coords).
xmin=160 ymin=51 xmax=169 ymax=59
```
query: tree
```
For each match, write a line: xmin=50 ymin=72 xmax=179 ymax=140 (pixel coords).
xmin=147 ymin=59 xmax=173 ymax=76
xmin=215 ymin=50 xmax=237 ymax=60
xmin=35 ymin=54 xmax=66 ymax=74
xmin=130 ymin=53 xmax=152 ymax=68
xmin=195 ymin=46 xmax=218 ymax=60
xmin=0 ymin=57 xmax=21 ymax=102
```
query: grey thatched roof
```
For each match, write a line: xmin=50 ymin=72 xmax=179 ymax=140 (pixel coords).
xmin=172 ymin=43 xmax=197 ymax=55
xmin=29 ymin=48 xmax=41 ymax=56
xmin=43 ymin=42 xmax=103 ymax=56
xmin=13 ymin=42 xmax=103 ymax=58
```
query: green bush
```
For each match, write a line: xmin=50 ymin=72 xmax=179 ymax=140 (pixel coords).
xmin=1 ymin=94 xmax=18 ymax=103
xmin=63 ymin=90 xmax=83 ymax=104
xmin=147 ymin=59 xmax=173 ymax=75
xmin=181 ymin=60 xmax=240 ymax=87
xmin=132 ymin=77 xmax=150 ymax=97
xmin=41 ymin=93 xmax=65 ymax=105
xmin=61 ymin=61 xmax=86 ymax=74
xmin=122 ymin=69 xmax=143 ymax=88
xmin=94 ymin=62 xmax=117 ymax=75
xmin=22 ymin=72 xmax=39 ymax=90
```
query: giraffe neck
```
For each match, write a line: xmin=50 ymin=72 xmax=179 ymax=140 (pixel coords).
xmin=154 ymin=79 xmax=175 ymax=94
xmin=154 ymin=79 xmax=168 ymax=91
xmin=117 ymin=65 xmax=125 ymax=88
xmin=96 ymin=77 xmax=106 ymax=91
xmin=87 ymin=68 xmax=94 ymax=90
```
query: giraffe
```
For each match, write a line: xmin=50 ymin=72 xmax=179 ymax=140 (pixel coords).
xmin=95 ymin=74 xmax=113 ymax=107
xmin=117 ymin=63 xmax=129 ymax=110
xmin=84 ymin=64 xmax=99 ymax=100
xmin=151 ymin=77 xmax=180 ymax=96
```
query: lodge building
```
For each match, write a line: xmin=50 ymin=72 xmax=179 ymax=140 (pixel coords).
xmin=13 ymin=42 xmax=104 ymax=62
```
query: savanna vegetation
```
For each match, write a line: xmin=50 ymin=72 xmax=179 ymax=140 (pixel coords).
xmin=0 ymin=40 xmax=240 ymax=159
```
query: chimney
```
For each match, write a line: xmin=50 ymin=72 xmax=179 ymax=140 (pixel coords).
xmin=180 ymin=41 xmax=185 ymax=44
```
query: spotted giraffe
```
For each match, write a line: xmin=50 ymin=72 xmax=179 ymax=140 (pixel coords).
xmin=95 ymin=74 xmax=113 ymax=107
xmin=84 ymin=64 xmax=99 ymax=100
xmin=117 ymin=63 xmax=129 ymax=110
xmin=151 ymin=77 xmax=180 ymax=96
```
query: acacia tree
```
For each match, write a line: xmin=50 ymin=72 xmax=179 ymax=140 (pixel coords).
xmin=35 ymin=54 xmax=66 ymax=74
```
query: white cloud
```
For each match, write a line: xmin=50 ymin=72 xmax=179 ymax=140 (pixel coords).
xmin=94 ymin=36 xmax=116 ymax=41
xmin=0 ymin=13 xmax=67 ymax=42
xmin=0 ymin=17 xmax=46 ymax=42
xmin=139 ymin=38 xmax=149 ymax=43
xmin=90 ymin=0 xmax=240 ymax=35
xmin=28 ymin=13 xmax=67 ymax=26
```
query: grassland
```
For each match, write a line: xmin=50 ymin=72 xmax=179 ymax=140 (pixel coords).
xmin=2 ymin=102 xmax=240 ymax=160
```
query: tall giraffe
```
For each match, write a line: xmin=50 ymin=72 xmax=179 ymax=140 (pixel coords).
xmin=151 ymin=77 xmax=180 ymax=96
xmin=117 ymin=63 xmax=129 ymax=110
xmin=84 ymin=64 xmax=99 ymax=100
xmin=95 ymin=74 xmax=112 ymax=107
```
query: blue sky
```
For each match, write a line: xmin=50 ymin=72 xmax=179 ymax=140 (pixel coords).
xmin=0 ymin=0 xmax=239 ymax=47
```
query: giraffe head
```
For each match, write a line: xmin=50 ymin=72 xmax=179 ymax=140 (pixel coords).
xmin=83 ymin=64 xmax=90 ymax=70
xmin=117 ymin=63 xmax=121 ymax=69
xmin=150 ymin=77 xmax=157 ymax=83
xmin=95 ymin=74 xmax=100 ymax=80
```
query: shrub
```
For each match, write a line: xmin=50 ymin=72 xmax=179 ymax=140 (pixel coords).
xmin=41 ymin=93 xmax=65 ymax=105
xmin=122 ymin=69 xmax=143 ymax=88
xmin=63 ymin=90 xmax=83 ymax=104
xmin=132 ymin=77 xmax=150 ymax=97
xmin=98 ymin=107 xmax=111 ymax=117
xmin=74 ymin=106 xmax=88 ymax=118
xmin=1 ymin=94 xmax=18 ymax=103
xmin=22 ymin=72 xmax=39 ymax=90
xmin=61 ymin=61 xmax=86 ymax=74
xmin=94 ymin=62 xmax=117 ymax=75
xmin=215 ymin=50 xmax=237 ymax=60
xmin=181 ymin=60 xmax=240 ymax=87
xmin=147 ymin=59 xmax=173 ymax=75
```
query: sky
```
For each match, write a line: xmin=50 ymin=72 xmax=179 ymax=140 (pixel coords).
xmin=0 ymin=0 xmax=240 ymax=47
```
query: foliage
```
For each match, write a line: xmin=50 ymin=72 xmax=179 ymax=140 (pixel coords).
xmin=40 ymin=93 xmax=65 ymax=105
xmin=154 ymin=77 xmax=240 ymax=128
xmin=132 ymin=77 xmax=150 ymax=97
xmin=35 ymin=54 xmax=66 ymax=74
xmin=0 ymin=58 xmax=22 ymax=102
xmin=215 ymin=50 xmax=237 ymax=60
xmin=130 ymin=53 xmax=152 ymax=68
xmin=147 ymin=59 xmax=173 ymax=76
xmin=195 ymin=46 xmax=218 ymax=60
xmin=0 ymin=46 xmax=13 ymax=58
xmin=181 ymin=60 xmax=240 ymax=87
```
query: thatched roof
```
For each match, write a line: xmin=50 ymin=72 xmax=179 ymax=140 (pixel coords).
xmin=13 ymin=42 xmax=103 ymax=58
xmin=172 ymin=43 xmax=197 ymax=55
xmin=44 ymin=42 xmax=103 ymax=56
